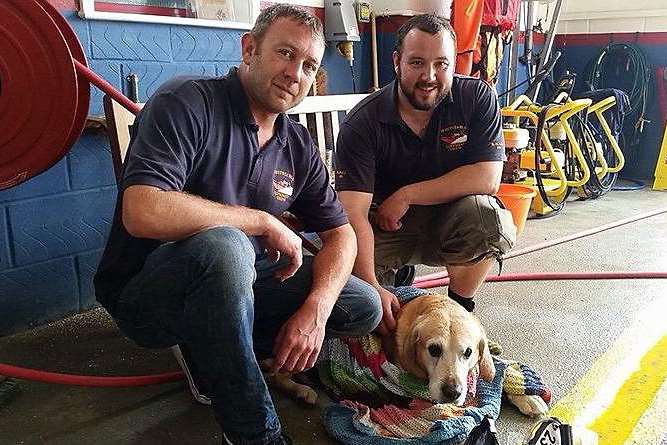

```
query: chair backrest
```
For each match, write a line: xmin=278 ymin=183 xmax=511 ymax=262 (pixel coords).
xmin=103 ymin=93 xmax=368 ymax=182
xmin=286 ymin=93 xmax=367 ymax=175
xmin=103 ymin=95 xmax=144 ymax=182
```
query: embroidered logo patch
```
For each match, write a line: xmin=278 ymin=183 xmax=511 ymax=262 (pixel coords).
xmin=272 ymin=170 xmax=294 ymax=202
xmin=440 ymin=125 xmax=468 ymax=151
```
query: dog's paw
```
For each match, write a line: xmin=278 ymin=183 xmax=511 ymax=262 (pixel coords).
xmin=295 ymin=385 xmax=318 ymax=405
xmin=260 ymin=359 xmax=319 ymax=405
xmin=507 ymin=394 xmax=549 ymax=417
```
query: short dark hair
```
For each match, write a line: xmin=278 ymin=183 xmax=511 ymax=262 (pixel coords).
xmin=394 ymin=14 xmax=457 ymax=54
xmin=250 ymin=4 xmax=324 ymax=45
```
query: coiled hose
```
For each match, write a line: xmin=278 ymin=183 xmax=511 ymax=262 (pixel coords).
xmin=585 ymin=43 xmax=651 ymax=168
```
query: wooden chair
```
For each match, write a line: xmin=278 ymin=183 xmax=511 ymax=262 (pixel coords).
xmin=103 ymin=96 xmax=143 ymax=182
xmin=286 ymin=93 xmax=367 ymax=176
xmin=103 ymin=93 xmax=367 ymax=179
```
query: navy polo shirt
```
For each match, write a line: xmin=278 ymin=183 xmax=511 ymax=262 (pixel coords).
xmin=95 ymin=68 xmax=347 ymax=310
xmin=334 ymin=75 xmax=505 ymax=204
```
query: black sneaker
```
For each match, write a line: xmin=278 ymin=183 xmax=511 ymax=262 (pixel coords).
xmin=394 ymin=265 xmax=416 ymax=287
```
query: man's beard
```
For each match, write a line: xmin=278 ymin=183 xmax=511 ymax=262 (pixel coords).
xmin=397 ymin=68 xmax=448 ymax=111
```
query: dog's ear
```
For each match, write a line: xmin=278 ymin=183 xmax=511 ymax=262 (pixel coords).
xmin=477 ymin=334 xmax=496 ymax=382
xmin=395 ymin=297 xmax=434 ymax=379
xmin=401 ymin=320 xmax=428 ymax=379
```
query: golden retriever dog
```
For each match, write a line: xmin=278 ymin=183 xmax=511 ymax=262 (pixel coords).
xmin=261 ymin=292 xmax=491 ymax=407
xmin=389 ymin=293 xmax=548 ymax=416
xmin=389 ymin=293 xmax=495 ymax=405
xmin=264 ymin=292 xmax=548 ymax=417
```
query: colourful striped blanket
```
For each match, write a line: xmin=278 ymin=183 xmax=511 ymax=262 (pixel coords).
xmin=317 ymin=287 xmax=551 ymax=445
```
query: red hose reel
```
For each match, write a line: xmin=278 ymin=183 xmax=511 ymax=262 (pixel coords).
xmin=0 ymin=0 xmax=86 ymax=189
xmin=0 ymin=0 xmax=139 ymax=190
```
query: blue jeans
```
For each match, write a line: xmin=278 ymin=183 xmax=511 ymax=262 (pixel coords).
xmin=111 ymin=226 xmax=382 ymax=444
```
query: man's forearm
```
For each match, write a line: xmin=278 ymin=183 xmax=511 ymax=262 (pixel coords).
xmin=306 ymin=225 xmax=358 ymax=320
xmin=400 ymin=161 xmax=502 ymax=206
xmin=123 ymin=185 xmax=269 ymax=241
xmin=347 ymin=215 xmax=381 ymax=288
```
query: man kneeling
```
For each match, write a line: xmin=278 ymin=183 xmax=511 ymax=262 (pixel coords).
xmin=335 ymin=14 xmax=516 ymax=336
xmin=94 ymin=4 xmax=381 ymax=444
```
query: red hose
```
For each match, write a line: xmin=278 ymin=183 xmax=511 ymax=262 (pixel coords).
xmin=74 ymin=60 xmax=142 ymax=115
xmin=414 ymin=206 xmax=667 ymax=284
xmin=0 ymin=363 xmax=183 ymax=387
xmin=2 ymin=271 xmax=666 ymax=386
xmin=415 ymin=271 xmax=667 ymax=289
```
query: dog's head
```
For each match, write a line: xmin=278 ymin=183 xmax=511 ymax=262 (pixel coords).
xmin=394 ymin=293 xmax=495 ymax=405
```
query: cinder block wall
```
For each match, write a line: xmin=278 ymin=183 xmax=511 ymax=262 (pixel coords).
xmin=0 ymin=0 xmax=367 ymax=335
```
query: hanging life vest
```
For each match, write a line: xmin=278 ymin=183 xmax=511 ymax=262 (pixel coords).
xmin=469 ymin=0 xmax=521 ymax=85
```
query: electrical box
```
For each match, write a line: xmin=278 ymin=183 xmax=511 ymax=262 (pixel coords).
xmin=325 ymin=0 xmax=360 ymax=42
xmin=355 ymin=1 xmax=371 ymax=23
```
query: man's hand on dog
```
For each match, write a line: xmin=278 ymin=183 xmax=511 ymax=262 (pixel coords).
xmin=375 ymin=287 xmax=400 ymax=336
xmin=272 ymin=302 xmax=326 ymax=373
xmin=376 ymin=191 xmax=409 ymax=231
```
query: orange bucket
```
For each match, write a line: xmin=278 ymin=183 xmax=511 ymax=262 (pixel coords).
xmin=495 ymin=183 xmax=536 ymax=236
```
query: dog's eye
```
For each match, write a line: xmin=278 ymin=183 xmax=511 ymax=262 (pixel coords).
xmin=428 ymin=344 xmax=442 ymax=358
xmin=463 ymin=347 xmax=472 ymax=359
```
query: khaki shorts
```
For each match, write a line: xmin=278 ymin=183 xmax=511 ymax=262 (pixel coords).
xmin=371 ymin=194 xmax=517 ymax=285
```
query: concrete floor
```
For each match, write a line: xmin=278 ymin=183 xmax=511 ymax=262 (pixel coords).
xmin=1 ymin=186 xmax=666 ymax=445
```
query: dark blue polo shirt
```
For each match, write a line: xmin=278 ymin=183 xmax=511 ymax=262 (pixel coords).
xmin=95 ymin=68 xmax=347 ymax=311
xmin=334 ymin=75 xmax=505 ymax=204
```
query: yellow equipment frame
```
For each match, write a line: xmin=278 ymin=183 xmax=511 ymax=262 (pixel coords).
xmin=502 ymin=95 xmax=593 ymax=198
xmin=501 ymin=92 xmax=627 ymax=210
xmin=586 ymin=96 xmax=625 ymax=174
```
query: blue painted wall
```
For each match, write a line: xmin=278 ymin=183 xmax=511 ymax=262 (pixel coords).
xmin=0 ymin=8 xmax=361 ymax=335
xmin=8 ymin=5 xmax=660 ymax=336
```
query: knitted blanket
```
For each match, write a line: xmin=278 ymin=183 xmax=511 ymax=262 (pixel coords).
xmin=318 ymin=286 xmax=551 ymax=445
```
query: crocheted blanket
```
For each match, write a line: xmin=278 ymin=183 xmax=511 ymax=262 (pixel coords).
xmin=318 ymin=287 xmax=551 ymax=445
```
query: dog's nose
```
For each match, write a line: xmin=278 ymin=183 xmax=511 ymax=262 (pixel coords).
xmin=441 ymin=384 xmax=462 ymax=402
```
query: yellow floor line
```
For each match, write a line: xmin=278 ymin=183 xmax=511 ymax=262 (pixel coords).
xmin=589 ymin=334 xmax=667 ymax=444
xmin=624 ymin=378 xmax=667 ymax=445
xmin=549 ymin=297 xmax=667 ymax=426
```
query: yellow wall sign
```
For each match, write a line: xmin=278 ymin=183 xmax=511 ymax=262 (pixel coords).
xmin=654 ymin=122 xmax=667 ymax=190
